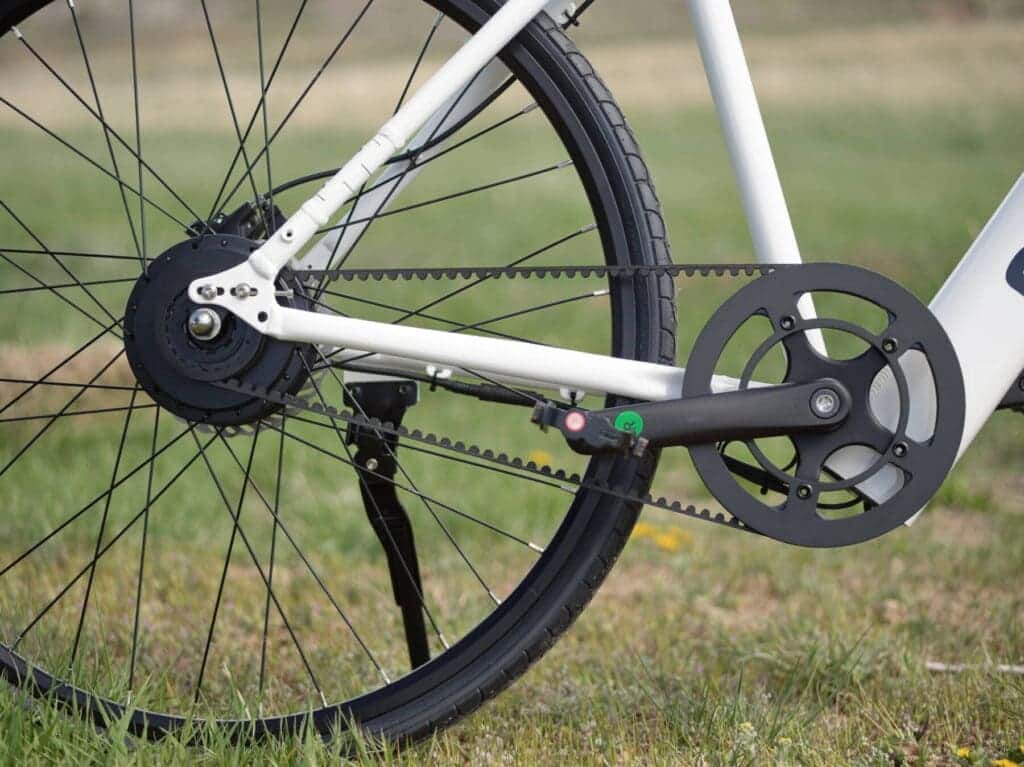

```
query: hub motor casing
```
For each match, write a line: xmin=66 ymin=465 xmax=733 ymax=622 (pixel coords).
xmin=124 ymin=235 xmax=313 ymax=426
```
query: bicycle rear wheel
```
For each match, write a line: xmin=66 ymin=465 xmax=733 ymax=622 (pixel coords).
xmin=0 ymin=0 xmax=675 ymax=742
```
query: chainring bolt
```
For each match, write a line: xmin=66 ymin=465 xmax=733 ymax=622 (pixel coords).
xmin=779 ymin=315 xmax=796 ymax=331
xmin=893 ymin=442 xmax=909 ymax=458
xmin=882 ymin=338 xmax=899 ymax=354
xmin=796 ymin=484 xmax=813 ymax=500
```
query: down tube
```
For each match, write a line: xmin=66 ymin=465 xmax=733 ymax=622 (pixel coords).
xmin=930 ymin=172 xmax=1024 ymax=458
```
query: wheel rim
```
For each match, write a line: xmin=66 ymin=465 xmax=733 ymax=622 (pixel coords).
xmin=0 ymin=0 xmax=664 ymax=735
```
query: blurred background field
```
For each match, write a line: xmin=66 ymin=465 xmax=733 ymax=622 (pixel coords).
xmin=0 ymin=1 xmax=1023 ymax=764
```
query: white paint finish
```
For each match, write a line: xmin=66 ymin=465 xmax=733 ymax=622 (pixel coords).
xmin=686 ymin=0 xmax=825 ymax=353
xmin=929 ymin=172 xmax=1024 ymax=456
xmin=274 ymin=305 xmax=691 ymax=401
xmin=685 ymin=0 xmax=801 ymax=267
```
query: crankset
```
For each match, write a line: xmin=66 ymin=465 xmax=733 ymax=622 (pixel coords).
xmin=529 ymin=263 xmax=966 ymax=547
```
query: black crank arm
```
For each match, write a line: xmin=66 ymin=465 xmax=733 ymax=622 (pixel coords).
xmin=532 ymin=379 xmax=851 ymax=456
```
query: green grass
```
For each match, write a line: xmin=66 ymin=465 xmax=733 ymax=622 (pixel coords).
xmin=1 ymin=14 xmax=1023 ymax=765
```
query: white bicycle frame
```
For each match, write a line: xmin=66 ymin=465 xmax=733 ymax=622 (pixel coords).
xmin=190 ymin=0 xmax=1024 ymax=472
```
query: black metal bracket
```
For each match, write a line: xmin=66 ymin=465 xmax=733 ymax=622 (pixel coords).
xmin=533 ymin=379 xmax=851 ymax=457
xmin=343 ymin=380 xmax=431 ymax=669
xmin=999 ymin=373 xmax=1024 ymax=411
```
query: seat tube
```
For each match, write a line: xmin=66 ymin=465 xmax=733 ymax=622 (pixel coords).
xmin=686 ymin=0 xmax=825 ymax=351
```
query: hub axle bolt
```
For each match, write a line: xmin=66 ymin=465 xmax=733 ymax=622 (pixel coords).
xmin=188 ymin=308 xmax=222 ymax=341
xmin=365 ymin=458 xmax=380 ymax=472
xmin=811 ymin=388 xmax=842 ymax=419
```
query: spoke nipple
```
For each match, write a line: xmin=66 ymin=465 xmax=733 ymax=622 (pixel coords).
xmin=11 ymin=26 xmax=23 ymax=39
xmin=796 ymin=484 xmax=813 ymax=500
xmin=780 ymin=315 xmax=796 ymax=331
xmin=528 ymin=542 xmax=546 ymax=554
xmin=893 ymin=442 xmax=909 ymax=458
xmin=882 ymin=338 xmax=899 ymax=354
xmin=522 ymin=102 xmax=540 ymax=115
xmin=439 ymin=633 xmax=451 ymax=650
xmin=557 ymin=159 xmax=574 ymax=169
xmin=489 ymin=591 xmax=502 ymax=605
xmin=580 ymin=223 xmax=597 ymax=233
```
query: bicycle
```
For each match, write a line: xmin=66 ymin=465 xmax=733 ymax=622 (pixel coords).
xmin=0 ymin=0 xmax=1020 ymax=745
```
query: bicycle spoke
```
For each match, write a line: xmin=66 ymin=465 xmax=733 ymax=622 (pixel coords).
xmin=0 ymin=253 xmax=118 ymax=339
xmin=70 ymin=387 xmax=141 ymax=666
xmin=211 ymin=0 xmax=379 ymax=216
xmin=260 ymin=417 xmax=541 ymax=552
xmin=205 ymin=0 xmax=311 ymax=219
xmin=0 ymin=199 xmax=122 ymax=330
xmin=129 ymin=0 xmax=149 ymax=270
xmin=258 ymin=416 xmax=286 ymax=696
xmin=67 ymin=1 xmax=144 ymax=268
xmin=10 ymin=26 xmax=208 ymax=237
xmin=203 ymin=431 xmax=328 ymax=708
xmin=0 ymin=403 xmax=155 ymax=426
xmin=191 ymin=427 xmax=259 ymax=704
xmin=0 ymin=317 xmax=123 ymax=417
xmin=217 ymin=432 xmax=389 ymax=688
xmin=200 ymin=0 xmax=266 ymax=232
xmin=312 ymin=357 xmax=499 ymax=604
xmin=320 ymin=225 xmax=595 ymax=368
xmin=298 ymin=360 xmax=450 ymax=645
xmin=311 ymin=289 xmax=530 ymax=344
xmin=0 ymin=423 xmax=192 ymax=581
xmin=1 ymin=247 xmax=137 ymax=262
xmin=0 ymin=278 xmax=135 ymax=297
xmin=0 ymin=349 xmax=125 ymax=482
xmin=0 ymin=98 xmax=197 ymax=234
xmin=395 ymin=13 xmax=444 ymax=114
xmin=320 ymin=160 xmax=573 ymax=233
xmin=129 ymin=406 xmax=160 ymax=691
xmin=10 ymin=429 xmax=215 ymax=652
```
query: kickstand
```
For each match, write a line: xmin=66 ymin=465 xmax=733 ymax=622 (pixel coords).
xmin=345 ymin=379 xmax=430 ymax=669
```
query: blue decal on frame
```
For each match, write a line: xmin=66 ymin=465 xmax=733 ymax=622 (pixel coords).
xmin=1008 ymin=248 xmax=1024 ymax=297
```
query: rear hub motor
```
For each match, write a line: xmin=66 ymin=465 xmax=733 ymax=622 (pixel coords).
xmin=124 ymin=235 xmax=313 ymax=426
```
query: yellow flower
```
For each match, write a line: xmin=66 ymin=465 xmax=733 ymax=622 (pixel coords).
xmin=955 ymin=747 xmax=971 ymax=758
xmin=991 ymin=759 xmax=1020 ymax=767
xmin=654 ymin=532 xmax=683 ymax=552
xmin=527 ymin=449 xmax=554 ymax=467
xmin=631 ymin=521 xmax=659 ymax=540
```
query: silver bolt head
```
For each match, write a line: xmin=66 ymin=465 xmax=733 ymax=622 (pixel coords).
xmin=232 ymin=283 xmax=255 ymax=300
xmin=811 ymin=388 xmax=841 ymax=419
xmin=198 ymin=284 xmax=217 ymax=301
xmin=188 ymin=307 xmax=222 ymax=341
xmin=365 ymin=458 xmax=380 ymax=472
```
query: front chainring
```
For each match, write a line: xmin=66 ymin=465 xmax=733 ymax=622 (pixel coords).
xmin=683 ymin=263 xmax=966 ymax=548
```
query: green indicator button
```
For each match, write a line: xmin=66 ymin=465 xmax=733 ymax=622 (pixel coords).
xmin=614 ymin=410 xmax=645 ymax=436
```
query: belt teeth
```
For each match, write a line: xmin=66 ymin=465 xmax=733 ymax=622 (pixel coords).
xmin=207 ymin=261 xmax=771 ymax=530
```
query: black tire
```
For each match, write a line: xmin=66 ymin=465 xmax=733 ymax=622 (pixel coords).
xmin=0 ymin=0 xmax=677 ymax=744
